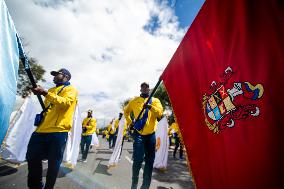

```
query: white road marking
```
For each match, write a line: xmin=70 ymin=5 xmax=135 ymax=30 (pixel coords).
xmin=125 ymin=155 xmax=133 ymax=164
xmin=125 ymin=156 xmax=143 ymax=174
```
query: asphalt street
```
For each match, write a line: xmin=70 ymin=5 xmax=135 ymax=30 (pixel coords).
xmin=0 ymin=136 xmax=194 ymax=189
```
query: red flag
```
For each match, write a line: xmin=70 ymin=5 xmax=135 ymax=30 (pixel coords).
xmin=161 ymin=1 xmax=284 ymax=189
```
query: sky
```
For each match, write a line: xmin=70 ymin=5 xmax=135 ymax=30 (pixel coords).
xmin=6 ymin=0 xmax=204 ymax=127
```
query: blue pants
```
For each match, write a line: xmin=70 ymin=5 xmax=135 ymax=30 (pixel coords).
xmin=131 ymin=131 xmax=156 ymax=189
xmin=109 ymin=134 xmax=116 ymax=148
xmin=26 ymin=132 xmax=68 ymax=189
xmin=80 ymin=135 xmax=92 ymax=160
xmin=113 ymin=135 xmax=117 ymax=147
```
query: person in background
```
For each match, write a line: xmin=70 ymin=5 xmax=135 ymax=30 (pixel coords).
xmin=107 ymin=119 xmax=117 ymax=149
xmin=81 ymin=109 xmax=96 ymax=162
xmin=169 ymin=121 xmax=184 ymax=160
xmin=113 ymin=113 xmax=123 ymax=148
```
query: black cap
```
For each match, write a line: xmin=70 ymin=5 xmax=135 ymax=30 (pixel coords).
xmin=140 ymin=82 xmax=149 ymax=88
xmin=51 ymin=68 xmax=71 ymax=80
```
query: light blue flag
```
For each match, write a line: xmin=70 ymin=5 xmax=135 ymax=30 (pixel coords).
xmin=0 ymin=0 xmax=22 ymax=145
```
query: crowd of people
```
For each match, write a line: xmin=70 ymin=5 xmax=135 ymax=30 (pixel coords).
xmin=24 ymin=68 xmax=185 ymax=189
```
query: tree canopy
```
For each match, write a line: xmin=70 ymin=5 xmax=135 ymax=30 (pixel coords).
xmin=17 ymin=57 xmax=46 ymax=98
xmin=153 ymin=83 xmax=175 ymax=124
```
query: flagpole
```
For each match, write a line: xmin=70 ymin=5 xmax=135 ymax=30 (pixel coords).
xmin=132 ymin=79 xmax=162 ymax=129
xmin=16 ymin=35 xmax=45 ymax=110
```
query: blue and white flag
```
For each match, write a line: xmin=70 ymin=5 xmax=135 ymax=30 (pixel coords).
xmin=0 ymin=0 xmax=25 ymax=144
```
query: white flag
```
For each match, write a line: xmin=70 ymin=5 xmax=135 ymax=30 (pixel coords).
xmin=1 ymin=97 xmax=82 ymax=168
xmin=108 ymin=116 xmax=125 ymax=168
xmin=111 ymin=120 xmax=115 ymax=131
xmin=63 ymin=105 xmax=82 ymax=168
xmin=154 ymin=117 xmax=169 ymax=169
xmin=0 ymin=97 xmax=36 ymax=163
xmin=91 ymin=132 xmax=99 ymax=147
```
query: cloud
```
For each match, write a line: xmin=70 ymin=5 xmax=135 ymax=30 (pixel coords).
xmin=6 ymin=0 xmax=185 ymax=127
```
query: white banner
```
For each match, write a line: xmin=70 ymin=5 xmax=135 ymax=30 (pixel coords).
xmin=111 ymin=120 xmax=115 ymax=131
xmin=108 ymin=116 xmax=125 ymax=168
xmin=1 ymin=97 xmax=82 ymax=168
xmin=63 ymin=105 xmax=82 ymax=168
xmin=154 ymin=117 xmax=169 ymax=169
xmin=0 ymin=97 xmax=36 ymax=163
xmin=91 ymin=132 xmax=99 ymax=147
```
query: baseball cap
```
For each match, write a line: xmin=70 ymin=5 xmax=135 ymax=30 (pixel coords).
xmin=140 ymin=82 xmax=149 ymax=88
xmin=50 ymin=68 xmax=71 ymax=80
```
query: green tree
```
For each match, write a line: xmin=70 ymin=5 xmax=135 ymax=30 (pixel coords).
xmin=17 ymin=57 xmax=46 ymax=98
xmin=153 ymin=83 xmax=175 ymax=124
xmin=120 ymin=98 xmax=131 ymax=109
xmin=120 ymin=98 xmax=135 ymax=120
xmin=153 ymin=83 xmax=171 ymax=108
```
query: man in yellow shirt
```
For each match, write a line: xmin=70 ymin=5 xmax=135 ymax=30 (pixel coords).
xmin=28 ymin=68 xmax=78 ymax=189
xmin=107 ymin=120 xmax=113 ymax=148
xmin=107 ymin=118 xmax=118 ymax=149
xmin=169 ymin=122 xmax=184 ymax=159
xmin=81 ymin=110 xmax=96 ymax=162
xmin=124 ymin=82 xmax=163 ymax=189
xmin=113 ymin=113 xmax=123 ymax=148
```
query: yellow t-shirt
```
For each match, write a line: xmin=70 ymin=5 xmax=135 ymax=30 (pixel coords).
xmin=36 ymin=85 xmax=78 ymax=133
xmin=124 ymin=96 xmax=163 ymax=135
xmin=82 ymin=117 xmax=97 ymax=136
xmin=169 ymin=122 xmax=181 ymax=138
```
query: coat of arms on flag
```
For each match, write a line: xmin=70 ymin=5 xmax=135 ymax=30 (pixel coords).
xmin=203 ymin=67 xmax=264 ymax=134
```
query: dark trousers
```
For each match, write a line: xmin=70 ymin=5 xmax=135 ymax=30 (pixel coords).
xmin=169 ymin=136 xmax=173 ymax=146
xmin=173 ymin=136 xmax=183 ymax=159
xmin=80 ymin=135 xmax=92 ymax=160
xmin=109 ymin=134 xmax=116 ymax=148
xmin=131 ymin=131 xmax=156 ymax=189
xmin=113 ymin=135 xmax=117 ymax=147
xmin=26 ymin=132 xmax=68 ymax=189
